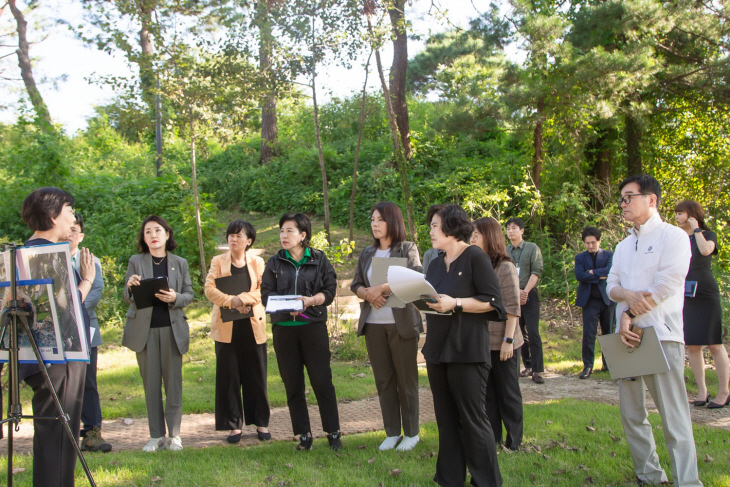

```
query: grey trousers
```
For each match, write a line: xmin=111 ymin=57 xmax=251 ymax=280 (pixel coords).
xmin=364 ymin=322 xmax=419 ymax=437
xmin=619 ymin=341 xmax=703 ymax=487
xmin=136 ymin=326 xmax=183 ymax=438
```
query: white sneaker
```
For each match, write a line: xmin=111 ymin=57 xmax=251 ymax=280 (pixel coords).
xmin=396 ymin=434 xmax=419 ymax=451
xmin=167 ymin=436 xmax=183 ymax=451
xmin=142 ymin=437 xmax=167 ymax=452
xmin=379 ymin=436 xmax=401 ymax=451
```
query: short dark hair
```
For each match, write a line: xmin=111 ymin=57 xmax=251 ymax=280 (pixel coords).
xmin=674 ymin=200 xmax=709 ymax=231
xmin=371 ymin=201 xmax=406 ymax=248
xmin=426 ymin=204 xmax=449 ymax=225
xmin=226 ymin=219 xmax=257 ymax=251
xmin=279 ymin=213 xmax=312 ymax=248
xmin=436 ymin=205 xmax=473 ymax=243
xmin=581 ymin=226 xmax=602 ymax=241
xmin=505 ymin=217 xmax=525 ymax=230
xmin=21 ymin=187 xmax=75 ymax=232
xmin=74 ymin=212 xmax=85 ymax=233
xmin=619 ymin=174 xmax=662 ymax=205
xmin=137 ymin=215 xmax=177 ymax=253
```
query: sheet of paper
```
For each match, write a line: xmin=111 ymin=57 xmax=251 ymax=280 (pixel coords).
xmin=387 ymin=266 xmax=439 ymax=303
xmin=265 ymin=295 xmax=304 ymax=313
xmin=371 ymin=257 xmax=407 ymax=308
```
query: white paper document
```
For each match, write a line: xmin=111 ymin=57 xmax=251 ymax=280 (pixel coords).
xmin=387 ymin=266 xmax=439 ymax=303
xmin=265 ymin=295 xmax=305 ymax=313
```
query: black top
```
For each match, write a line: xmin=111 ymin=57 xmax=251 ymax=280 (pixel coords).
xmin=686 ymin=231 xmax=719 ymax=282
xmin=230 ymin=263 xmax=252 ymax=325
xmin=683 ymin=230 xmax=722 ymax=345
xmin=20 ymin=238 xmax=91 ymax=380
xmin=422 ymin=245 xmax=506 ymax=364
xmin=150 ymin=255 xmax=172 ymax=328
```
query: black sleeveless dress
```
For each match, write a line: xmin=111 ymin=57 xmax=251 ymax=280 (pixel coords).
xmin=683 ymin=230 xmax=723 ymax=345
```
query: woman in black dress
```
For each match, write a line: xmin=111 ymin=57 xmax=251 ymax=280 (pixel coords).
xmin=205 ymin=220 xmax=270 ymax=443
xmin=423 ymin=205 xmax=506 ymax=487
xmin=675 ymin=200 xmax=729 ymax=409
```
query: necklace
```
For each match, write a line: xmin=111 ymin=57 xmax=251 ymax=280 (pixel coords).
xmin=152 ymin=255 xmax=166 ymax=266
xmin=444 ymin=244 xmax=468 ymax=272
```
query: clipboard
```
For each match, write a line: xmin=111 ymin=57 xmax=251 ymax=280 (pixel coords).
xmin=131 ymin=276 xmax=170 ymax=309
xmin=215 ymin=274 xmax=254 ymax=321
xmin=597 ymin=326 xmax=670 ymax=380
xmin=371 ymin=257 xmax=407 ymax=308
xmin=265 ymin=295 xmax=304 ymax=313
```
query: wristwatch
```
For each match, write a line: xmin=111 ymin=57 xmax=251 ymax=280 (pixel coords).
xmin=503 ymin=337 xmax=514 ymax=344
xmin=693 ymin=228 xmax=702 ymax=233
xmin=454 ymin=298 xmax=463 ymax=313
xmin=624 ymin=309 xmax=636 ymax=319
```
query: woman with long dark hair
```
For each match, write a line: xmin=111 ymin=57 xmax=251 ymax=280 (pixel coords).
xmin=472 ymin=217 xmax=524 ymax=450
xmin=205 ymin=220 xmax=270 ymax=443
xmin=675 ymin=200 xmax=729 ymax=408
xmin=423 ymin=205 xmax=506 ymax=487
xmin=351 ymin=202 xmax=423 ymax=451
xmin=261 ymin=213 xmax=342 ymax=451
xmin=123 ymin=215 xmax=194 ymax=452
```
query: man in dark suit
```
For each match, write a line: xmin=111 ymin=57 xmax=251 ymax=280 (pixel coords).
xmin=574 ymin=226 xmax=615 ymax=379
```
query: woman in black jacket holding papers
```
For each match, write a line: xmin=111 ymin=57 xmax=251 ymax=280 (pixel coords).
xmin=423 ymin=204 xmax=506 ymax=487
xmin=351 ymin=201 xmax=423 ymax=452
xmin=261 ymin=212 xmax=341 ymax=451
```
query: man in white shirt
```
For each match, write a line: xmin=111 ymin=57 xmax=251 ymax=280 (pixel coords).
xmin=606 ymin=175 xmax=702 ymax=486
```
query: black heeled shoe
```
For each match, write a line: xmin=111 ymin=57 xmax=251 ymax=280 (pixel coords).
xmin=257 ymin=429 xmax=272 ymax=441
xmin=692 ymin=393 xmax=710 ymax=407
xmin=707 ymin=394 xmax=729 ymax=409
xmin=227 ymin=431 xmax=242 ymax=443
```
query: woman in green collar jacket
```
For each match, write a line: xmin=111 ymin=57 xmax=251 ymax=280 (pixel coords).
xmin=261 ymin=212 xmax=341 ymax=451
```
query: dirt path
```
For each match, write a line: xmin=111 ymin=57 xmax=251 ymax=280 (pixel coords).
xmin=2 ymin=373 xmax=727 ymax=455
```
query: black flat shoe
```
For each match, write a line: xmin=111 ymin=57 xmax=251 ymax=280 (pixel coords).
xmin=257 ymin=430 xmax=272 ymax=441
xmin=227 ymin=432 xmax=242 ymax=444
xmin=707 ymin=395 xmax=729 ymax=409
xmin=579 ymin=367 xmax=592 ymax=379
xmin=693 ymin=393 xmax=710 ymax=407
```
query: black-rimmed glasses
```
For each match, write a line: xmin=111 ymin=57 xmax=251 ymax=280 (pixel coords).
xmin=619 ymin=193 xmax=648 ymax=205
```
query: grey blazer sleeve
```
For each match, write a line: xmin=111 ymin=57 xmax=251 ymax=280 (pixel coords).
xmin=171 ymin=257 xmax=194 ymax=309
xmin=405 ymin=242 xmax=423 ymax=273
xmin=85 ymin=258 xmax=104 ymax=312
xmin=123 ymin=257 xmax=138 ymax=303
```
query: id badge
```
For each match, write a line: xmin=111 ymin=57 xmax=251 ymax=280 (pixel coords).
xmin=516 ymin=266 xmax=520 ymax=277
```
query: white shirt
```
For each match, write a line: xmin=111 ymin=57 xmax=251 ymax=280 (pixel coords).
xmin=365 ymin=248 xmax=396 ymax=324
xmin=606 ymin=213 xmax=691 ymax=343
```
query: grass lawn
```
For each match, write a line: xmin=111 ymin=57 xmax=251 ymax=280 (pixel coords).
xmin=2 ymin=399 xmax=729 ymax=486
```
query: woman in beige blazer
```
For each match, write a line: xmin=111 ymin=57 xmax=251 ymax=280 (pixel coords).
xmin=123 ymin=215 xmax=194 ymax=453
xmin=204 ymin=220 xmax=270 ymax=443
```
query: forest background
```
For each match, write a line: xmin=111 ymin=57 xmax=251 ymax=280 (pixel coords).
xmin=1 ymin=0 xmax=728 ymax=334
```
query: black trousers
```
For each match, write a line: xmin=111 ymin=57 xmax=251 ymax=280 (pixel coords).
xmin=427 ymin=361 xmax=502 ymax=487
xmin=25 ymin=361 xmax=85 ymax=487
xmin=581 ymin=298 xmax=615 ymax=369
xmin=485 ymin=349 xmax=523 ymax=449
xmin=215 ymin=319 xmax=270 ymax=430
xmin=519 ymin=288 xmax=543 ymax=373
xmin=81 ymin=346 xmax=102 ymax=435
xmin=273 ymin=322 xmax=340 ymax=435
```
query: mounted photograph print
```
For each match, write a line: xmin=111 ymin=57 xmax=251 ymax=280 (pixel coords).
xmin=0 ymin=278 xmax=66 ymax=364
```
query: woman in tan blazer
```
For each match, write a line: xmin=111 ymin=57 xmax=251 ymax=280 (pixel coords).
xmin=204 ymin=220 xmax=270 ymax=443
xmin=472 ymin=217 xmax=524 ymax=451
xmin=123 ymin=215 xmax=194 ymax=453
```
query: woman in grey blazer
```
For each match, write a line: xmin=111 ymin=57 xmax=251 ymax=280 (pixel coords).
xmin=351 ymin=201 xmax=423 ymax=452
xmin=123 ymin=215 xmax=194 ymax=453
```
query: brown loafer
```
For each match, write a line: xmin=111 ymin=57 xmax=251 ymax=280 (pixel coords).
xmin=532 ymin=372 xmax=545 ymax=384
xmin=520 ymin=368 xmax=533 ymax=378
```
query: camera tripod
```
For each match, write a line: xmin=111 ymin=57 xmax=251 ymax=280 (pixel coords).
xmin=0 ymin=243 xmax=95 ymax=486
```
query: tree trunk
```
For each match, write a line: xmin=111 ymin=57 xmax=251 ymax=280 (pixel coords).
xmin=258 ymin=0 xmax=277 ymax=164
xmin=387 ymin=0 xmax=412 ymax=160
xmin=532 ymin=97 xmax=544 ymax=190
xmin=311 ymin=71 xmax=331 ymax=246
xmin=368 ymin=17 xmax=417 ymax=242
xmin=9 ymin=0 xmax=53 ymax=133
xmin=349 ymin=50 xmax=373 ymax=243
xmin=188 ymin=107 xmax=207 ymax=283
xmin=138 ymin=2 xmax=161 ymax=175
xmin=625 ymin=113 xmax=642 ymax=175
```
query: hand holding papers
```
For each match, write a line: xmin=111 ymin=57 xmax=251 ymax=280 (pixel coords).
xmin=386 ymin=266 xmax=451 ymax=314
xmin=265 ymin=295 xmax=305 ymax=313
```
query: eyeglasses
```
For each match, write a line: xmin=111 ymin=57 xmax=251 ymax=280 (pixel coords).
xmin=619 ymin=193 xmax=649 ymax=205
